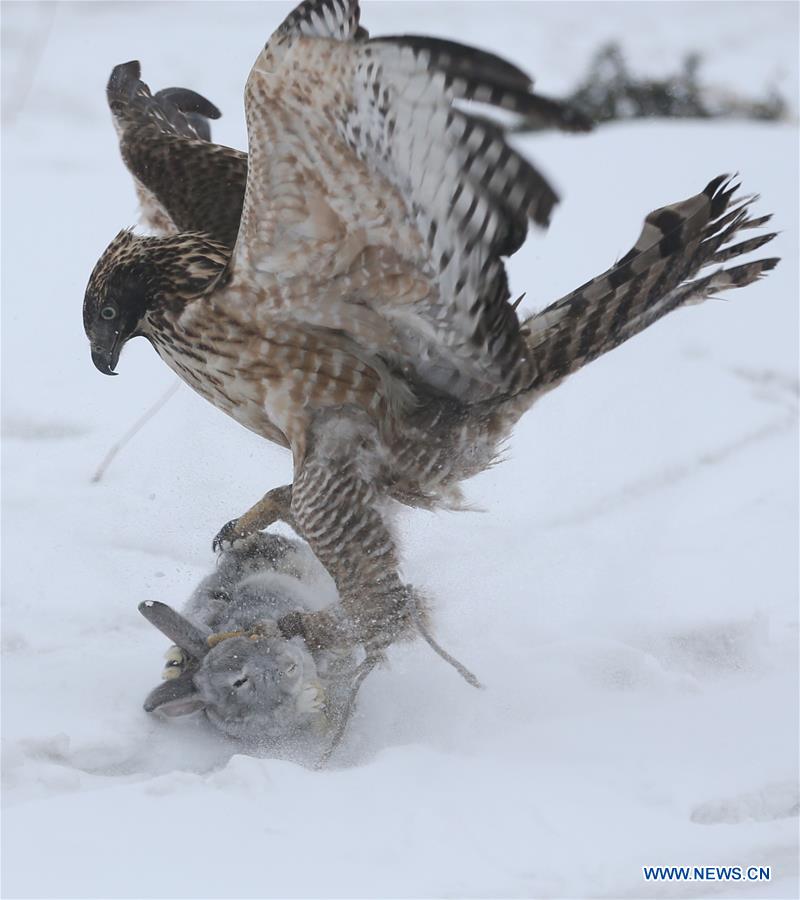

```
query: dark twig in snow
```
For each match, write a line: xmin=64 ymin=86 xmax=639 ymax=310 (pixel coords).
xmin=90 ymin=382 xmax=181 ymax=483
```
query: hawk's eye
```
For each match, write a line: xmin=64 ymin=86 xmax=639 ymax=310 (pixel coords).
xmin=100 ymin=306 xmax=117 ymax=320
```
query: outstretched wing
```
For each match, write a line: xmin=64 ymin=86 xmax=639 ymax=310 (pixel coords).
xmin=227 ymin=0 xmax=590 ymax=398
xmin=522 ymin=175 xmax=779 ymax=393
xmin=107 ymin=61 xmax=247 ymax=247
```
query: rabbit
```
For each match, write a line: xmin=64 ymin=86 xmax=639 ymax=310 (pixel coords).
xmin=140 ymin=533 xmax=355 ymax=748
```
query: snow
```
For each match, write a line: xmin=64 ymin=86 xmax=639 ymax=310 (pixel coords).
xmin=1 ymin=2 xmax=798 ymax=898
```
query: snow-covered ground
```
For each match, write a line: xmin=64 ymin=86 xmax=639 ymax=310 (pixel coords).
xmin=2 ymin=2 xmax=798 ymax=898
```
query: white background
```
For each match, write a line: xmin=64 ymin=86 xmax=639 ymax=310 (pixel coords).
xmin=2 ymin=2 xmax=798 ymax=898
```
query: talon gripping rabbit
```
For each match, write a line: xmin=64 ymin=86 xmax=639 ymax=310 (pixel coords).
xmin=140 ymin=534 xmax=356 ymax=750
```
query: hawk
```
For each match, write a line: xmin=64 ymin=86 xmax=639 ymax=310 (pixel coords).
xmin=85 ymin=0 xmax=778 ymax=668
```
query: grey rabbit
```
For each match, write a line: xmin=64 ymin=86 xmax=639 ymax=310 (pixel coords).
xmin=140 ymin=533 xmax=354 ymax=748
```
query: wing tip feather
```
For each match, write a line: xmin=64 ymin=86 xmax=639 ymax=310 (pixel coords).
xmin=107 ymin=60 xmax=142 ymax=102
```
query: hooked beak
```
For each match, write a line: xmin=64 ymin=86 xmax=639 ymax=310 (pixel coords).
xmin=91 ymin=338 xmax=122 ymax=376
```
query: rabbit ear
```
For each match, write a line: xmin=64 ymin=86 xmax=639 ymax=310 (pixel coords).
xmin=138 ymin=601 xmax=210 ymax=658
xmin=143 ymin=670 xmax=205 ymax=717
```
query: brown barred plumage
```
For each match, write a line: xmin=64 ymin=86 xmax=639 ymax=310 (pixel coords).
xmin=107 ymin=61 xmax=247 ymax=246
xmin=519 ymin=175 xmax=778 ymax=395
xmin=84 ymin=0 xmax=778 ymax=696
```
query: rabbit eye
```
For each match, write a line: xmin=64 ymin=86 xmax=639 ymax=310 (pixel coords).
xmin=232 ymin=676 xmax=249 ymax=688
xmin=286 ymin=663 xmax=297 ymax=674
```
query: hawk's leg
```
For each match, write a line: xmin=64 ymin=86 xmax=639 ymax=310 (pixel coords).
xmin=281 ymin=437 xmax=413 ymax=653
xmin=212 ymin=483 xmax=295 ymax=551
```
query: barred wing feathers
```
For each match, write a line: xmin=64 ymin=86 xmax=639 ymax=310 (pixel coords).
xmin=229 ymin=0 xmax=590 ymax=398
xmin=274 ymin=0 xmax=367 ymax=41
xmin=522 ymin=176 xmax=779 ymax=393
xmin=108 ymin=61 xmax=247 ymax=247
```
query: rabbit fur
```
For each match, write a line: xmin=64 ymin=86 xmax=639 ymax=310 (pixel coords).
xmin=141 ymin=533 xmax=355 ymax=747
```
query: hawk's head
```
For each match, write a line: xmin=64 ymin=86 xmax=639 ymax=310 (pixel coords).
xmin=83 ymin=230 xmax=228 ymax=375
xmin=83 ymin=230 xmax=155 ymax=375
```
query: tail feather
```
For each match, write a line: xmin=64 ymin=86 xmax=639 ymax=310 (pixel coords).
xmin=616 ymin=257 xmax=778 ymax=343
xmin=739 ymin=213 xmax=773 ymax=231
xmin=711 ymin=232 xmax=776 ymax=265
xmin=522 ymin=176 xmax=779 ymax=392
